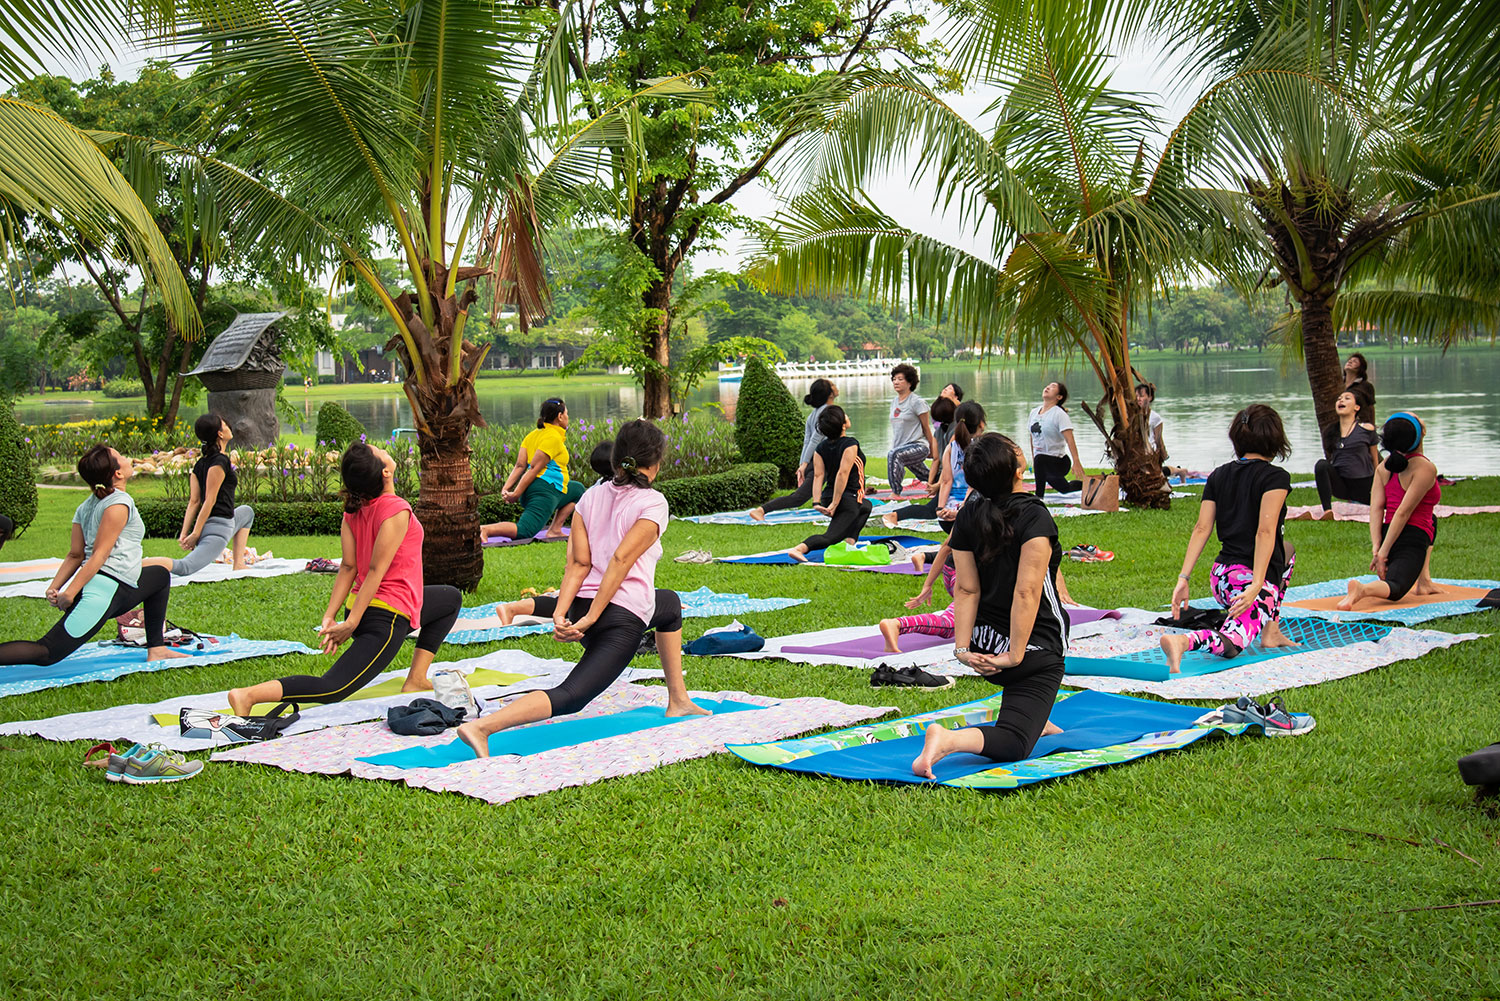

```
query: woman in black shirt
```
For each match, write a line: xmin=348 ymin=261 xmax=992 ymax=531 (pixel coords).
xmin=160 ymin=413 xmax=255 ymax=575
xmin=788 ymin=406 xmax=872 ymax=561
xmin=912 ymin=433 xmax=1066 ymax=779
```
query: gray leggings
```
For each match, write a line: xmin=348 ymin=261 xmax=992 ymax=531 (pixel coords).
xmin=172 ymin=505 xmax=255 ymax=576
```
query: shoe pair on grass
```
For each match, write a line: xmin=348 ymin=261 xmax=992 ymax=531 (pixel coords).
xmin=1219 ymin=696 xmax=1316 ymax=736
xmin=84 ymin=743 xmax=205 ymax=785
xmin=870 ymin=663 xmax=954 ymax=690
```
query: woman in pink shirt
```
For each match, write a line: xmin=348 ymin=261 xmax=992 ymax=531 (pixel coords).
xmin=458 ymin=420 xmax=706 ymax=757
xmin=228 ymin=442 xmax=460 ymax=715
xmin=1338 ymin=412 xmax=1441 ymax=610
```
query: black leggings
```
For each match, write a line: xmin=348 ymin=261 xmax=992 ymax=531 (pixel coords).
xmin=1381 ymin=523 xmax=1433 ymax=602
xmin=1033 ymin=454 xmax=1081 ymax=498
xmin=799 ymin=492 xmax=873 ymax=551
xmin=971 ymin=650 xmax=1066 ymax=762
xmin=0 ymin=566 xmax=170 ymax=666
xmin=275 ymin=584 xmax=462 ymax=704
xmin=535 ymin=590 xmax=683 ymax=716
xmin=1314 ymin=459 xmax=1373 ymax=510
xmin=760 ymin=480 xmax=814 ymax=514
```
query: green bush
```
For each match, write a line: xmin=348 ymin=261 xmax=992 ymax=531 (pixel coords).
xmin=137 ymin=499 xmax=348 ymax=538
xmin=477 ymin=493 xmax=522 ymax=525
xmin=656 ymin=462 xmax=777 ymax=516
xmin=733 ymin=356 xmax=804 ymax=486
xmin=101 ymin=379 xmax=143 ymax=398
xmin=0 ymin=405 xmax=38 ymax=534
xmin=315 ymin=402 xmax=365 ymax=448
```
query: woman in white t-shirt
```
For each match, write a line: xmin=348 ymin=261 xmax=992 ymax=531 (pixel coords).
xmin=456 ymin=420 xmax=706 ymax=758
xmin=1027 ymin=381 xmax=1085 ymax=498
xmin=1136 ymin=382 xmax=1166 ymax=469
xmin=886 ymin=363 xmax=938 ymax=496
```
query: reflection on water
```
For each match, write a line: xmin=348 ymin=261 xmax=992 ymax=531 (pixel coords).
xmin=16 ymin=349 xmax=1500 ymax=475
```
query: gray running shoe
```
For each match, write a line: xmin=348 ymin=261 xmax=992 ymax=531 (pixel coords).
xmin=1221 ymin=696 xmax=1315 ymax=736
xmin=122 ymin=746 xmax=205 ymax=785
xmin=105 ymin=742 xmax=149 ymax=782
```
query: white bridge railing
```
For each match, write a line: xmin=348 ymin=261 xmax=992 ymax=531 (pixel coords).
xmin=717 ymin=357 xmax=918 ymax=382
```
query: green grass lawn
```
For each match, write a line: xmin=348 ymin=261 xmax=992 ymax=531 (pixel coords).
xmin=2 ymin=480 xmax=1498 ymax=998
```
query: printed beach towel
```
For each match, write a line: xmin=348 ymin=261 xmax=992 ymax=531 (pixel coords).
xmin=0 ymin=557 xmax=331 ymax=600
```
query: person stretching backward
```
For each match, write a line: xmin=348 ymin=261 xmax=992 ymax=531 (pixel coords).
xmin=886 ymin=363 xmax=938 ymax=497
xmin=481 ymin=397 xmax=586 ymax=543
xmin=1339 ymin=412 xmax=1442 ymax=610
xmin=911 ymin=434 xmax=1067 ymax=779
xmin=228 ymin=442 xmax=461 ymax=714
xmin=1135 ymin=382 xmax=1167 ymax=472
xmin=148 ymin=413 xmax=256 ymax=575
xmin=1027 ymin=381 xmax=1085 ymax=498
xmin=0 ymin=445 xmax=185 ymax=667
xmin=920 ymin=382 xmax=965 ymax=497
xmin=456 ymin=420 xmax=706 ymax=757
xmin=1313 ymin=384 xmax=1378 ymax=517
xmin=750 ymin=378 xmax=838 ymax=521
xmin=1160 ymin=405 xmax=1300 ymax=673
xmin=883 ymin=401 xmax=985 ymax=529
xmin=788 ymin=405 xmax=873 ymax=562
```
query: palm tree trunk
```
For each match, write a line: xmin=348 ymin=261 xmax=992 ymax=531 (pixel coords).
xmin=1112 ymin=397 xmax=1171 ymax=509
xmin=642 ymin=278 xmax=672 ymax=418
xmin=1300 ymin=291 xmax=1344 ymax=453
xmin=414 ymin=412 xmax=484 ymax=592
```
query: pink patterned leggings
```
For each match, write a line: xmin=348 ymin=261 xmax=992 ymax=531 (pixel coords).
xmin=1187 ymin=553 xmax=1297 ymax=657
xmin=896 ymin=563 xmax=959 ymax=637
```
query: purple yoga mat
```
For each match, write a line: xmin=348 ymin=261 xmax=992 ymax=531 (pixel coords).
xmin=826 ymin=561 xmax=923 ymax=574
xmin=1068 ymin=608 xmax=1123 ymax=625
xmin=483 ymin=527 xmax=570 ymax=548
xmin=783 ymin=632 xmax=950 ymax=658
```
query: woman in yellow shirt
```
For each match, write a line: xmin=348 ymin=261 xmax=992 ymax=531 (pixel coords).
xmin=482 ymin=398 xmax=587 ymax=542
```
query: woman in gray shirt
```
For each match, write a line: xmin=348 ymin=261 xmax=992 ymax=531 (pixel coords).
xmin=1314 ymin=384 xmax=1379 ymax=516
xmin=750 ymin=378 xmax=838 ymax=520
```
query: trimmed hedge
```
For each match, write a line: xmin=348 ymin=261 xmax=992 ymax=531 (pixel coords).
xmin=0 ymin=404 xmax=38 ymax=534
xmin=315 ymin=402 xmax=365 ymax=448
xmin=137 ymin=463 xmax=777 ymax=536
xmin=734 ymin=356 xmax=804 ymax=486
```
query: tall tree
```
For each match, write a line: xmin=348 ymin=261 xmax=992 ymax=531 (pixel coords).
xmin=557 ymin=0 xmax=945 ymax=416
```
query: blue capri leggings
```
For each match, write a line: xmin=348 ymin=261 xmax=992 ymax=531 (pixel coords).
xmin=172 ymin=505 xmax=255 ymax=576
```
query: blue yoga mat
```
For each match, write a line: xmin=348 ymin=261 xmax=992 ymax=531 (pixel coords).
xmin=769 ymin=690 xmax=1204 ymax=784
xmin=718 ymin=535 xmax=939 ymax=566
xmin=358 ymin=697 xmax=765 ymax=769
xmin=0 ymin=635 xmax=320 ymax=699
xmin=1065 ymin=617 xmax=1392 ymax=682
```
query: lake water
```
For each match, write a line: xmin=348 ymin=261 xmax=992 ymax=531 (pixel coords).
xmin=16 ymin=349 xmax=1500 ymax=475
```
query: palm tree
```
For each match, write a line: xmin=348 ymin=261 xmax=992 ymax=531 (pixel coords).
xmin=752 ymin=12 xmax=1234 ymax=507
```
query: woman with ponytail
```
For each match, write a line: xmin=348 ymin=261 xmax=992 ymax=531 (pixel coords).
xmin=228 ymin=442 xmax=461 ymax=713
xmin=910 ymin=433 xmax=1066 ymax=777
xmin=1312 ymin=384 xmax=1378 ymax=517
xmin=0 ymin=445 xmax=184 ymax=667
xmin=482 ymin=397 xmax=586 ymax=542
xmin=787 ymin=405 xmax=873 ymax=562
xmin=457 ymin=421 xmax=706 ymax=756
xmin=883 ymin=401 xmax=985 ymax=529
xmin=1338 ymin=413 xmax=1441 ymax=610
xmin=156 ymin=413 xmax=256 ymax=574
xmin=750 ymin=378 xmax=839 ymax=521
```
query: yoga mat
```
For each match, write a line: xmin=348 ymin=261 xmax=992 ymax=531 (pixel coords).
xmin=0 ymin=558 xmax=65 ymax=585
xmin=0 ymin=556 xmax=332 ymax=599
xmin=676 ymin=507 xmax=1104 ymax=527
xmin=0 ymin=635 xmax=321 ymax=699
xmin=1274 ymin=577 xmax=1500 ymax=626
xmin=213 ymin=684 xmax=895 ymax=805
xmin=1064 ymin=617 xmax=1392 ymax=683
xmin=729 ymin=689 xmax=1307 ymax=789
xmin=1286 ymin=501 xmax=1500 ymax=522
xmin=356 ymin=697 xmax=765 ymax=769
xmin=717 ymin=535 xmax=942 ymax=568
xmin=784 ymin=632 xmax=950 ymax=659
xmin=483 ymin=527 xmax=570 ymax=547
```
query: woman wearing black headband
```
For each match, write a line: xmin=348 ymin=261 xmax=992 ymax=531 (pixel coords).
xmin=1338 ymin=412 xmax=1441 ymax=610
xmin=482 ymin=397 xmax=586 ymax=543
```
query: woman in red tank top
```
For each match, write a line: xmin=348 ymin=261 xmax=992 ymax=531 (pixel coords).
xmin=1338 ymin=412 xmax=1441 ymax=610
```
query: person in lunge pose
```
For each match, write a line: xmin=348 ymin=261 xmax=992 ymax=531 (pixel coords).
xmin=787 ymin=406 xmax=872 ymax=562
xmin=149 ymin=413 xmax=256 ymax=575
xmin=227 ymin=442 xmax=460 ymax=712
xmin=910 ymin=434 xmax=1067 ymax=777
xmin=1027 ymin=381 xmax=1085 ymax=498
xmin=456 ymin=421 xmax=706 ymax=756
xmin=0 ymin=445 xmax=185 ymax=666
xmin=750 ymin=378 xmax=837 ymax=521
xmin=1338 ymin=412 xmax=1442 ymax=609
xmin=1160 ymin=405 xmax=1300 ymax=672
xmin=481 ymin=397 xmax=586 ymax=542
xmin=886 ymin=363 xmax=938 ymax=497
xmin=883 ymin=401 xmax=985 ymax=528
xmin=1312 ymin=384 xmax=1378 ymax=517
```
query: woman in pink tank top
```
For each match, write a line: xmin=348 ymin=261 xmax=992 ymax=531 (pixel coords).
xmin=1338 ymin=412 xmax=1441 ymax=610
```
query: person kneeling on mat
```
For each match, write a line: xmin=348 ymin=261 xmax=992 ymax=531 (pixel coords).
xmin=787 ymin=405 xmax=872 ymax=562
xmin=1339 ymin=412 xmax=1442 ymax=610
xmin=228 ymin=442 xmax=460 ymax=715
xmin=0 ymin=445 xmax=186 ymax=667
xmin=911 ymin=434 xmax=1066 ymax=779
xmin=456 ymin=420 xmax=706 ymax=758
xmin=481 ymin=397 xmax=586 ymax=542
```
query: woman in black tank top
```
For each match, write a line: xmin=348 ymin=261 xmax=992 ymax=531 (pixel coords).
xmin=788 ymin=406 xmax=873 ymax=561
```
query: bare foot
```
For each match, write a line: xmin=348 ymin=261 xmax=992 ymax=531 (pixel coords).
xmin=1259 ymin=620 xmax=1300 ymax=649
xmin=227 ymin=687 xmax=253 ymax=717
xmin=882 ymin=511 xmax=899 ymax=529
xmin=912 ymin=726 xmax=959 ymax=779
xmin=1289 ymin=510 xmax=1313 ymax=521
xmin=146 ymin=646 xmax=190 ymax=662
xmin=749 ymin=507 xmax=766 ymax=522
xmin=1413 ymin=578 xmax=1443 ymax=597
xmin=665 ymin=699 xmax=712 ymax=718
xmin=1042 ymin=720 xmax=1063 ymax=737
xmin=911 ymin=552 xmax=927 ymax=573
xmin=1336 ymin=579 xmax=1365 ymax=611
xmin=456 ymin=721 xmax=490 ymax=759
xmin=788 ymin=548 xmax=809 ymax=563
xmin=232 ymin=561 xmax=247 ymax=571
xmin=1159 ymin=634 xmax=1192 ymax=674
xmin=1317 ymin=509 xmax=1336 ymax=522
xmin=878 ymin=618 xmax=902 ymax=653
xmin=400 ymin=679 xmax=433 ymax=693
xmin=544 ymin=530 xmax=567 ymax=541
xmin=496 ymin=604 xmax=515 ymax=626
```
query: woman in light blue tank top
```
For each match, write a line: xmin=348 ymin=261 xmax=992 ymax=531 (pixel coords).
xmin=882 ymin=402 xmax=986 ymax=530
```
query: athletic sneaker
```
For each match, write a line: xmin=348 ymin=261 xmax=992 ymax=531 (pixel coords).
xmin=105 ymin=743 xmax=148 ymax=783
xmin=1220 ymin=696 xmax=1315 ymax=736
xmin=869 ymin=664 xmax=955 ymax=690
xmin=673 ymin=550 xmax=713 ymax=564
xmin=1067 ymin=544 xmax=1115 ymax=563
xmin=122 ymin=746 xmax=205 ymax=785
